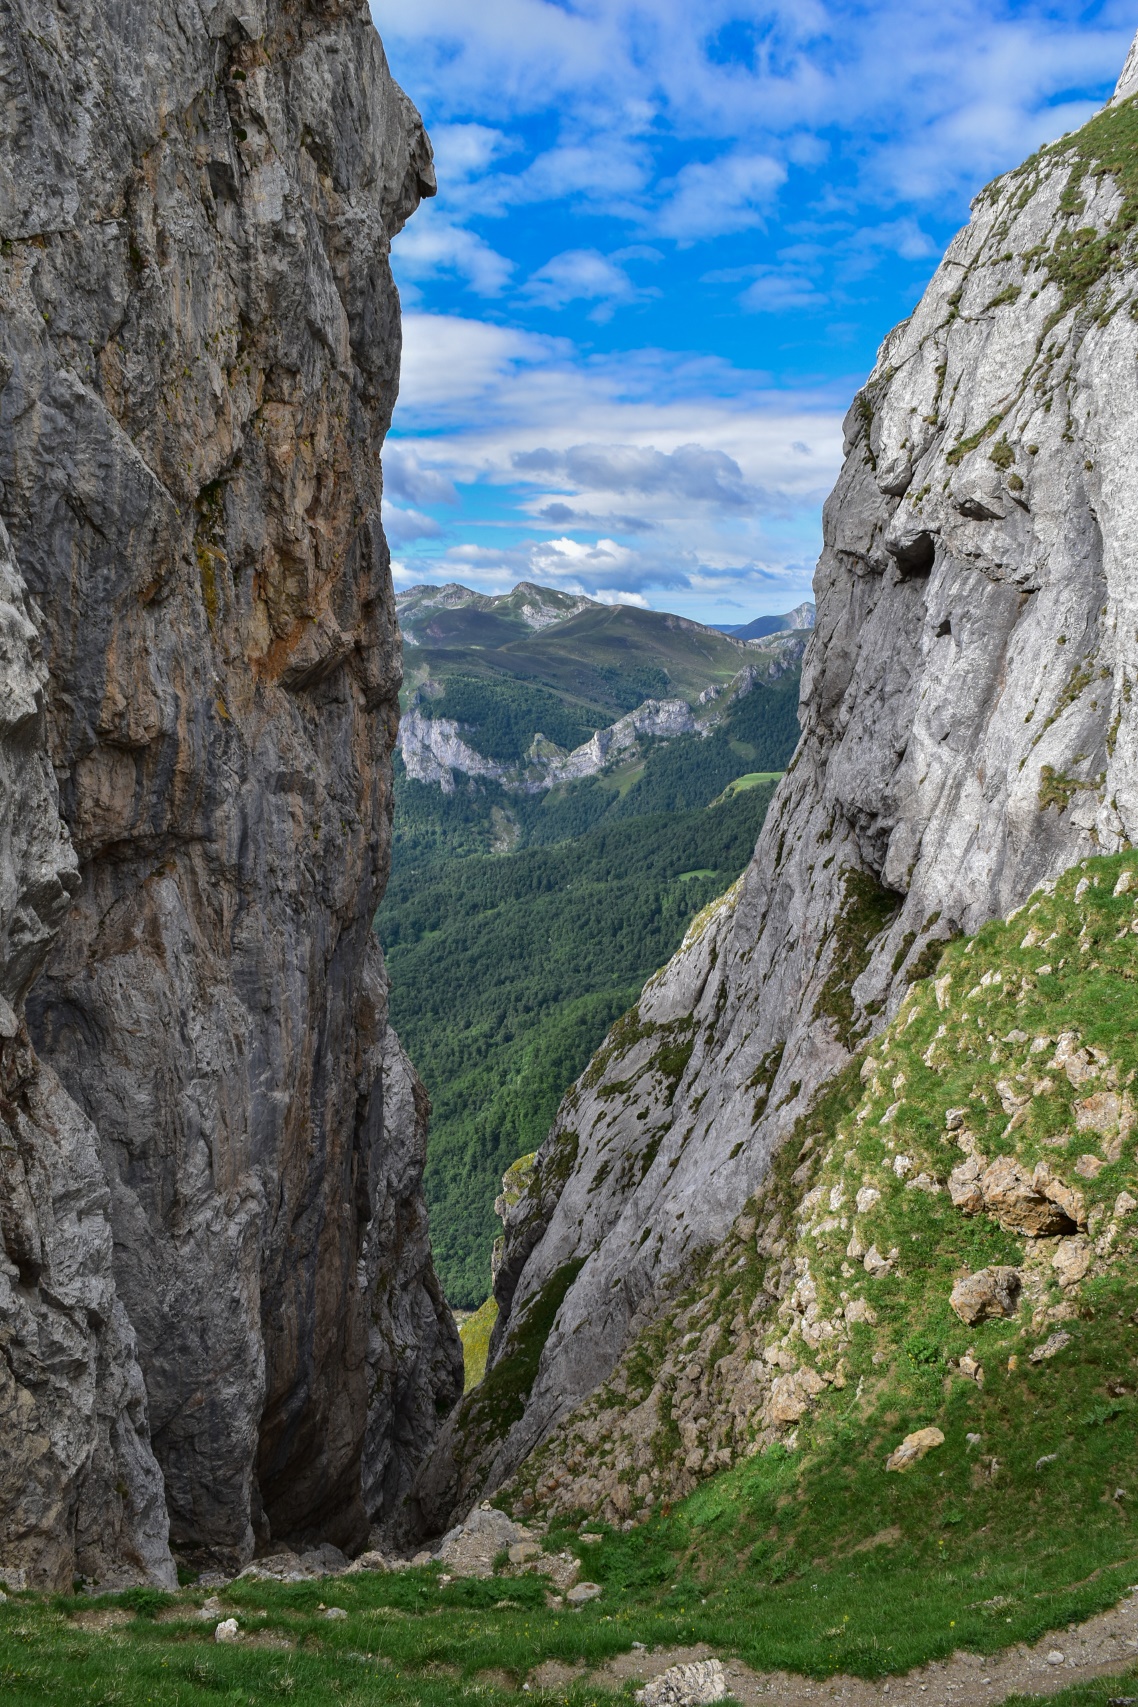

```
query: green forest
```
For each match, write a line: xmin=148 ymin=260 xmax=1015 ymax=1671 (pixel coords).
xmin=379 ymin=780 xmax=779 ymax=1305
xmin=376 ymin=667 xmax=802 ymax=1307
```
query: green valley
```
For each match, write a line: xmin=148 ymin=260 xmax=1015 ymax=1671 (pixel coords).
xmin=377 ymin=582 xmax=809 ymax=1305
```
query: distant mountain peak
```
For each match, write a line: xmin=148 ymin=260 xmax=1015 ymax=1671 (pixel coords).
xmin=712 ymin=601 xmax=815 ymax=641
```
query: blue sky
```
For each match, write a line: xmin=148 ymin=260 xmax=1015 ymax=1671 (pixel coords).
xmin=372 ymin=0 xmax=1132 ymax=626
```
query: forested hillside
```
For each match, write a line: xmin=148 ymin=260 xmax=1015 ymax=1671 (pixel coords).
xmin=377 ymin=586 xmax=807 ymax=1305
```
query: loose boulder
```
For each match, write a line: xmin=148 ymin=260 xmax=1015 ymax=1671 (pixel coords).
xmin=980 ymin=1158 xmax=1076 ymax=1236
xmin=1053 ymin=1237 xmax=1093 ymax=1288
xmin=950 ymin=1267 xmax=1023 ymax=1325
xmin=885 ymin=1427 xmax=945 ymax=1472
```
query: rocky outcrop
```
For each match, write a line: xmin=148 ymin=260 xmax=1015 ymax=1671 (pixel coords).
xmin=540 ymin=698 xmax=700 ymax=787
xmin=0 ymin=526 xmax=174 ymax=1591
xmin=399 ymin=708 xmax=509 ymax=791
xmin=411 ymin=40 xmax=1138 ymax=1525
xmin=0 ymin=0 xmax=459 ymax=1571
xmin=399 ymin=695 xmax=704 ymax=794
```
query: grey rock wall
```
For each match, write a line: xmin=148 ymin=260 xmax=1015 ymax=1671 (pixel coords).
xmin=413 ymin=49 xmax=1138 ymax=1525
xmin=0 ymin=525 xmax=174 ymax=1591
xmin=0 ymin=0 xmax=459 ymax=1572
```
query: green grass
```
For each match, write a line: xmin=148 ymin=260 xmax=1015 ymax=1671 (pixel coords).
xmin=5 ymin=1515 xmax=1138 ymax=1704
xmin=403 ymin=601 xmax=768 ymax=725
xmin=458 ymin=1297 xmax=498 ymax=1393
xmin=494 ymin=848 xmax=1138 ymax=1675
xmin=381 ymin=661 xmax=800 ymax=1307
xmin=711 ymin=770 xmax=783 ymax=804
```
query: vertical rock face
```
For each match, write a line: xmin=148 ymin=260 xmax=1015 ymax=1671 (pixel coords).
xmin=414 ymin=52 xmax=1138 ymax=1525
xmin=0 ymin=526 xmax=174 ymax=1591
xmin=0 ymin=0 xmax=460 ymax=1570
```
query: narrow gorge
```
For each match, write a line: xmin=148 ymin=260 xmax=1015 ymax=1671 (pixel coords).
xmin=413 ymin=42 xmax=1138 ymax=1535
xmin=0 ymin=0 xmax=459 ymax=1590
xmin=5 ymin=13 xmax=1138 ymax=1707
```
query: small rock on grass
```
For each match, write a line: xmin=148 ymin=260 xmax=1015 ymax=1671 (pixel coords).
xmin=215 ymin=1618 xmax=240 ymax=1643
xmin=566 ymin=1581 xmax=602 ymax=1605
xmin=637 ymin=1658 xmax=728 ymax=1704
xmin=1029 ymin=1331 xmax=1071 ymax=1363
xmin=322 ymin=1607 xmax=348 ymax=1620
xmin=885 ymin=1427 xmax=945 ymax=1472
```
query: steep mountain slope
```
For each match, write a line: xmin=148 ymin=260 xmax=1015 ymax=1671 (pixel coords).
xmin=397 ymin=580 xmax=807 ymax=794
xmin=411 ymin=59 xmax=1138 ymax=1532
xmin=0 ymin=0 xmax=459 ymax=1579
xmin=382 ymin=582 xmax=806 ymax=1308
xmin=382 ymin=780 xmax=781 ymax=1306
xmin=505 ymin=850 xmax=1138 ymax=1532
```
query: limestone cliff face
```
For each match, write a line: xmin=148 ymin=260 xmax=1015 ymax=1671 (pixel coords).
xmin=0 ymin=526 xmax=174 ymax=1591
xmin=413 ymin=51 xmax=1138 ymax=1528
xmin=0 ymin=0 xmax=460 ymax=1571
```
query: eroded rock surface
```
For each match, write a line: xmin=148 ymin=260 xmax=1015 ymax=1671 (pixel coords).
xmin=412 ymin=41 xmax=1138 ymax=1526
xmin=0 ymin=0 xmax=459 ymax=1570
xmin=0 ymin=527 xmax=174 ymax=1591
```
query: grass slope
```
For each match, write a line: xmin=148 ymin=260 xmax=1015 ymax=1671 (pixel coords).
xmin=402 ymin=597 xmax=803 ymax=739
xmin=495 ymin=849 xmax=1138 ymax=1673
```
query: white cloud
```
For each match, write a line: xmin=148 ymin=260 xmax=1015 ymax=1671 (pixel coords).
xmin=512 ymin=443 xmax=757 ymax=506
xmin=387 ymin=312 xmax=844 ymax=616
xmin=655 ymin=151 xmax=786 ymax=242
xmin=392 ymin=206 xmax=514 ymax=296
xmin=428 ymin=122 xmax=519 ymax=181
xmin=382 ymin=503 xmax=444 ymax=543
xmin=377 ymin=0 xmax=1131 ymax=224
xmin=738 ymin=269 xmax=828 ymax=313
xmin=594 ymin=588 xmax=651 ymax=607
xmin=384 ymin=445 xmax=459 ymax=506
xmin=521 ymin=249 xmax=647 ymax=318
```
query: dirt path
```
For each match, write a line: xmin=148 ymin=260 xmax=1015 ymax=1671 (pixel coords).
xmin=530 ymin=1587 xmax=1138 ymax=1703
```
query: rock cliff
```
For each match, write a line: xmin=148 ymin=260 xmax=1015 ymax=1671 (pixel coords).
xmin=0 ymin=0 xmax=460 ymax=1577
xmin=0 ymin=526 xmax=174 ymax=1591
xmin=412 ymin=47 xmax=1138 ymax=1529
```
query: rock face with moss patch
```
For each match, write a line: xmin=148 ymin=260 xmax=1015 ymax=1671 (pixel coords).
xmin=0 ymin=0 xmax=459 ymax=1572
xmin=410 ymin=37 xmax=1138 ymax=1530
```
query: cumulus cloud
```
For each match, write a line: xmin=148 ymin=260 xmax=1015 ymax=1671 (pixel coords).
xmin=520 ymin=248 xmax=653 ymax=319
xmin=379 ymin=1 xmax=1128 ymax=227
xmin=512 ymin=443 xmax=757 ymax=506
xmin=384 ymin=445 xmax=459 ymax=506
xmin=384 ymin=315 xmax=843 ymax=620
xmin=375 ymin=3 xmax=1131 ymax=621
xmin=392 ymin=206 xmax=514 ymax=296
xmin=382 ymin=504 xmax=444 ymax=544
xmin=593 ymin=589 xmax=651 ymax=607
xmin=655 ymin=151 xmax=786 ymax=242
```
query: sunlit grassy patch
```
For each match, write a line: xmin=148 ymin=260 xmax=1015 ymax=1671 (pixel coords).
xmin=459 ymin=1296 xmax=498 ymax=1393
